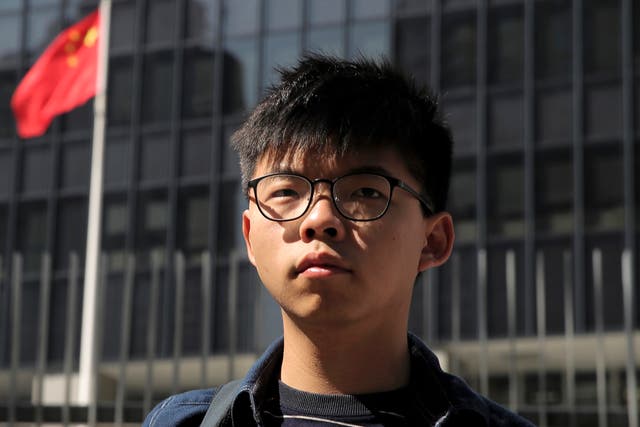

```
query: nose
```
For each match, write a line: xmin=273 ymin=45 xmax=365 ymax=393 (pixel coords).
xmin=299 ymin=183 xmax=345 ymax=242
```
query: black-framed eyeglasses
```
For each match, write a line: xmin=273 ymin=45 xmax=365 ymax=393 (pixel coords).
xmin=247 ymin=172 xmax=434 ymax=222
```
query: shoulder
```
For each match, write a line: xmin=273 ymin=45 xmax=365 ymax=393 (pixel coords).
xmin=142 ymin=388 xmax=215 ymax=427
xmin=443 ymin=373 xmax=535 ymax=427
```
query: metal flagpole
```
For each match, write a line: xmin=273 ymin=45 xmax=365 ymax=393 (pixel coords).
xmin=77 ymin=0 xmax=112 ymax=406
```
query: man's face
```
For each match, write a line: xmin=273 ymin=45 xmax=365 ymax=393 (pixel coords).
xmin=242 ymin=147 xmax=453 ymax=329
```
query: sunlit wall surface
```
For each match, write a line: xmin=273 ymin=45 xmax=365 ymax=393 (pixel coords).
xmin=0 ymin=0 xmax=639 ymax=425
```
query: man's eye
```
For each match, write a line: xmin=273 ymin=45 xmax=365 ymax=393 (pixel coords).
xmin=352 ymin=187 xmax=382 ymax=199
xmin=270 ymin=188 xmax=299 ymax=199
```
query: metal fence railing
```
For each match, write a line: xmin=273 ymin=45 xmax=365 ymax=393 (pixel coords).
xmin=0 ymin=248 xmax=638 ymax=426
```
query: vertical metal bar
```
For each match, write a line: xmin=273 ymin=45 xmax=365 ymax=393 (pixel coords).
xmin=115 ymin=253 xmax=135 ymax=427
xmin=622 ymin=250 xmax=638 ymax=427
xmin=536 ymin=251 xmax=547 ymax=427
xmin=172 ymin=252 xmax=185 ymax=395
xmin=88 ymin=254 xmax=108 ymax=427
xmin=563 ymin=250 xmax=576 ymax=427
xmin=200 ymin=251 xmax=212 ymax=389
xmin=8 ymin=253 xmax=23 ymax=427
xmin=506 ymin=250 xmax=518 ymax=412
xmin=592 ymin=249 xmax=608 ymax=427
xmin=34 ymin=253 xmax=52 ymax=427
xmin=450 ymin=252 xmax=461 ymax=375
xmin=476 ymin=0 xmax=488 ymax=250
xmin=62 ymin=253 xmax=80 ymax=427
xmin=477 ymin=248 xmax=488 ymax=396
xmin=228 ymin=249 xmax=240 ymax=381
xmin=143 ymin=250 xmax=162 ymax=415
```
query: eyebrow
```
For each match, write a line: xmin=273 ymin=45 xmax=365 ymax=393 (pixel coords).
xmin=267 ymin=164 xmax=394 ymax=177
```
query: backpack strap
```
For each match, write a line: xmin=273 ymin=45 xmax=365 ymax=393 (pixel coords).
xmin=199 ymin=379 xmax=243 ymax=427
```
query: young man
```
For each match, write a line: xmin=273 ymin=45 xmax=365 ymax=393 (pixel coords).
xmin=144 ymin=55 xmax=534 ymax=426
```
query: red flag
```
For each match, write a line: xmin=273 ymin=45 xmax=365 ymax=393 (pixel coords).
xmin=11 ymin=10 xmax=100 ymax=138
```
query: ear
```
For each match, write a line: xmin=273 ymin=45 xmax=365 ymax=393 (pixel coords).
xmin=418 ymin=212 xmax=455 ymax=272
xmin=242 ymin=209 xmax=257 ymax=267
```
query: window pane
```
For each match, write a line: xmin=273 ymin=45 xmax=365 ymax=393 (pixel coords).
xmin=0 ymin=151 xmax=11 ymax=198
xmin=488 ymin=6 xmax=523 ymax=85
xmin=108 ymin=57 xmax=133 ymax=126
xmin=584 ymin=0 xmax=621 ymax=75
xmin=585 ymin=148 xmax=624 ymax=231
xmin=183 ymin=48 xmax=215 ymax=119
xmin=63 ymin=99 xmax=93 ymax=133
xmin=348 ymin=21 xmax=390 ymax=59
xmin=140 ymin=134 xmax=170 ymax=182
xmin=441 ymin=12 xmax=476 ymax=89
xmin=60 ymin=142 xmax=90 ymax=189
xmin=223 ymin=0 xmax=259 ymax=37
xmin=110 ymin=2 xmax=136 ymax=49
xmin=0 ymin=14 xmax=20 ymax=64
xmin=488 ymin=158 xmax=524 ymax=237
xmin=178 ymin=189 xmax=210 ymax=258
xmin=223 ymin=123 xmax=241 ymax=176
xmin=27 ymin=8 xmax=59 ymax=57
xmin=142 ymin=53 xmax=174 ymax=124
xmin=308 ymin=0 xmax=345 ymax=26
xmin=0 ymin=73 xmax=17 ymax=138
xmin=395 ymin=15 xmax=430 ymax=87
xmin=488 ymin=94 xmax=523 ymax=147
xmin=180 ymin=128 xmax=212 ymax=178
xmin=263 ymin=32 xmax=301 ymax=90
xmin=267 ymin=0 xmax=302 ymax=31
xmin=536 ymin=152 xmax=573 ymax=234
xmin=103 ymin=195 xmax=127 ymax=271
xmin=395 ymin=0 xmax=430 ymax=15
xmin=217 ymin=181 xmax=245 ymax=253
xmin=186 ymin=0 xmax=219 ymax=41
xmin=54 ymin=198 xmax=87 ymax=270
xmin=105 ymin=135 xmax=130 ymax=186
xmin=443 ymin=98 xmax=476 ymax=152
xmin=0 ymin=205 xmax=7 ymax=260
xmin=223 ymin=38 xmax=258 ymax=113
xmin=17 ymin=202 xmax=48 ymax=273
xmin=536 ymin=89 xmax=572 ymax=144
xmin=146 ymin=0 xmax=177 ymax=44
xmin=21 ymin=146 xmax=51 ymax=193
xmin=136 ymin=192 xmax=167 ymax=268
xmin=448 ymin=162 xmax=476 ymax=243
xmin=352 ymin=0 xmax=390 ymax=19
xmin=586 ymin=84 xmax=622 ymax=139
xmin=306 ymin=26 xmax=345 ymax=57
xmin=535 ymin=1 xmax=571 ymax=81
xmin=0 ymin=1 xmax=20 ymax=11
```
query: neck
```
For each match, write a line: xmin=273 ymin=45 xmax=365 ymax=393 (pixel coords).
xmin=279 ymin=313 xmax=411 ymax=395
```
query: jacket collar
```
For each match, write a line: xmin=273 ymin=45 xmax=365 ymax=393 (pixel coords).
xmin=228 ymin=334 xmax=490 ymax=426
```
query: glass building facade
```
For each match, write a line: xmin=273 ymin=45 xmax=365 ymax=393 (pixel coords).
xmin=0 ymin=0 xmax=639 ymax=425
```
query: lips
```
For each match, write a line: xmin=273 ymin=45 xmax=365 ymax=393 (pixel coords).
xmin=295 ymin=253 xmax=351 ymax=277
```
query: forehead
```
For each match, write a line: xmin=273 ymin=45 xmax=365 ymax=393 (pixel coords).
xmin=253 ymin=146 xmax=415 ymax=182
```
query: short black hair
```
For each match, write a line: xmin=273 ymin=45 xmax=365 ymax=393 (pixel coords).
xmin=231 ymin=54 xmax=453 ymax=213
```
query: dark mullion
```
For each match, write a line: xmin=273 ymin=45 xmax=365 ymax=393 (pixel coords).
xmin=0 ymin=0 xmax=27 ymax=369
xmin=523 ymin=0 xmax=536 ymax=336
xmin=476 ymin=0 xmax=489 ymax=397
xmin=571 ymin=0 xmax=586 ymax=333
xmin=160 ymin=0 xmax=186 ymax=356
xmin=206 ymin=0 xmax=224 ymax=358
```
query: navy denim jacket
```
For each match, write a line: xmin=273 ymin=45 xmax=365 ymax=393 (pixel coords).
xmin=143 ymin=334 xmax=536 ymax=426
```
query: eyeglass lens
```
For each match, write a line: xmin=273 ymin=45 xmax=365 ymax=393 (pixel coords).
xmin=255 ymin=174 xmax=392 ymax=221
